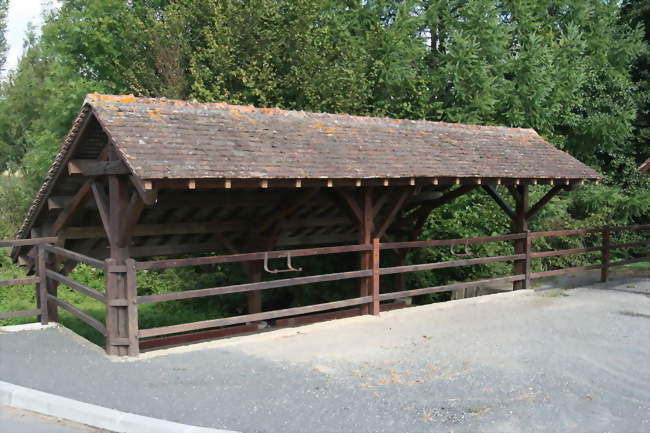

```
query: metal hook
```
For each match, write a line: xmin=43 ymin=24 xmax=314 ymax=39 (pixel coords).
xmin=263 ymin=252 xmax=303 ymax=274
xmin=450 ymin=241 xmax=471 ymax=257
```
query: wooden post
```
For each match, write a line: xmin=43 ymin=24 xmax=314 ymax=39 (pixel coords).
xmin=394 ymin=250 xmax=406 ymax=292
xmin=371 ymin=238 xmax=380 ymax=315
xmin=513 ymin=185 xmax=529 ymax=290
xmin=601 ymin=227 xmax=610 ymax=282
xmin=37 ymin=245 xmax=49 ymax=325
xmin=105 ymin=258 xmax=119 ymax=355
xmin=106 ymin=174 xmax=131 ymax=356
xmin=125 ymin=258 xmax=139 ymax=356
xmin=247 ymin=261 xmax=263 ymax=314
xmin=524 ymin=230 xmax=531 ymax=289
xmin=359 ymin=188 xmax=374 ymax=315
xmin=45 ymin=266 xmax=59 ymax=322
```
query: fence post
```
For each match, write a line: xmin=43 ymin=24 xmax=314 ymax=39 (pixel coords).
xmin=105 ymin=258 xmax=119 ymax=355
xmin=524 ymin=230 xmax=531 ymax=290
xmin=601 ymin=227 xmax=610 ymax=282
xmin=36 ymin=245 xmax=48 ymax=325
xmin=371 ymin=238 xmax=380 ymax=315
xmin=513 ymin=230 xmax=530 ymax=290
xmin=125 ymin=258 xmax=139 ymax=356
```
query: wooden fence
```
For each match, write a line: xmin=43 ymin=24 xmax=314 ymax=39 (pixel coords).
xmin=0 ymin=224 xmax=648 ymax=355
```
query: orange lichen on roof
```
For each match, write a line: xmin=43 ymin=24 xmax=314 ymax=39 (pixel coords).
xmin=87 ymin=93 xmax=137 ymax=104
xmin=311 ymin=122 xmax=337 ymax=134
xmin=147 ymin=108 xmax=163 ymax=122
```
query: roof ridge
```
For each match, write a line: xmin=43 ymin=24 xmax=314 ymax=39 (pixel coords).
xmin=84 ymin=93 xmax=539 ymax=136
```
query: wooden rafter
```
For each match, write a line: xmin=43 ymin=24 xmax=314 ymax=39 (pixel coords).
xmin=526 ymin=185 xmax=565 ymax=220
xmin=406 ymin=185 xmax=478 ymax=225
xmin=69 ymin=159 xmax=129 ymax=176
xmin=118 ymin=192 xmax=145 ymax=247
xmin=249 ymin=189 xmax=320 ymax=238
xmin=482 ymin=184 xmax=515 ymax=220
xmin=506 ymin=185 xmax=521 ymax=205
xmin=90 ymin=182 xmax=114 ymax=246
xmin=374 ymin=188 xmax=413 ymax=239
xmin=49 ymin=180 xmax=94 ymax=236
xmin=335 ymin=189 xmax=363 ymax=223
xmin=129 ymin=175 xmax=157 ymax=206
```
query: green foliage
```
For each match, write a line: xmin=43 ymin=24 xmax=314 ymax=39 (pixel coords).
xmin=0 ymin=0 xmax=7 ymax=73
xmin=0 ymin=1 xmax=648 ymax=343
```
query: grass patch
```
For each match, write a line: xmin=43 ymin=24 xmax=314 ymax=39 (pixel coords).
xmin=620 ymin=261 xmax=650 ymax=270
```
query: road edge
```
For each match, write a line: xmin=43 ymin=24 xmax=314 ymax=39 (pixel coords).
xmin=0 ymin=380 xmax=239 ymax=433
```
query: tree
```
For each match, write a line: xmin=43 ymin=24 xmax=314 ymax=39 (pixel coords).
xmin=622 ymin=0 xmax=650 ymax=164
xmin=0 ymin=0 xmax=8 ymax=73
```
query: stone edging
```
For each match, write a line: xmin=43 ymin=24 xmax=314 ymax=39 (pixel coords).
xmin=0 ymin=380 xmax=238 ymax=433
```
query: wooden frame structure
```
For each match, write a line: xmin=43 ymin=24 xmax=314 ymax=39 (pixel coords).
xmin=3 ymin=224 xmax=649 ymax=356
xmin=4 ymin=94 xmax=607 ymax=356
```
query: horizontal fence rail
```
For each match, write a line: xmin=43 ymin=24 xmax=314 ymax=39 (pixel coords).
xmin=380 ymin=233 xmax=527 ymax=250
xmin=0 ymin=237 xmax=58 ymax=322
xmin=380 ymin=254 xmax=525 ymax=276
xmin=0 ymin=237 xmax=58 ymax=248
xmin=139 ymin=296 xmax=373 ymax=338
xmin=136 ymin=244 xmax=373 ymax=271
xmin=1 ymin=224 xmax=647 ymax=355
xmin=135 ymin=225 xmax=648 ymax=346
xmin=45 ymin=270 xmax=106 ymax=303
xmin=41 ymin=244 xmax=106 ymax=270
xmin=138 ymin=269 xmax=373 ymax=304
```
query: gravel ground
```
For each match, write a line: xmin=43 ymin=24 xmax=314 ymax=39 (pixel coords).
xmin=0 ymin=274 xmax=648 ymax=433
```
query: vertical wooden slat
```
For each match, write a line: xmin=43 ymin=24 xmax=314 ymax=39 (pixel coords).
xmin=513 ymin=185 xmax=529 ymax=290
xmin=601 ymin=227 xmax=610 ymax=282
xmin=247 ymin=262 xmax=262 ymax=314
xmin=371 ymin=238 xmax=380 ymax=315
xmin=105 ymin=258 xmax=119 ymax=355
xmin=107 ymin=168 xmax=131 ymax=356
xmin=37 ymin=245 xmax=48 ymax=325
xmin=125 ymin=258 xmax=139 ymax=356
xmin=359 ymin=188 xmax=374 ymax=315
xmin=524 ymin=230 xmax=531 ymax=289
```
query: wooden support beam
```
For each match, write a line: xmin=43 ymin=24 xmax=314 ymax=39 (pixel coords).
xmin=406 ymin=185 xmax=478 ymax=225
xmin=129 ymin=175 xmax=157 ymax=205
xmin=406 ymin=191 xmax=444 ymax=203
xmin=48 ymin=196 xmax=96 ymax=210
xmin=119 ymin=192 xmax=145 ymax=247
xmin=106 ymin=166 xmax=132 ymax=356
xmin=525 ymin=185 xmax=564 ymax=220
xmin=512 ymin=185 xmax=529 ymax=291
xmin=371 ymin=238 xmax=380 ymax=315
xmin=91 ymin=182 xmax=114 ymax=246
xmin=49 ymin=180 xmax=94 ymax=236
xmin=374 ymin=189 xmax=413 ymax=239
xmin=336 ymin=190 xmax=363 ymax=223
xmin=250 ymin=189 xmax=320 ymax=238
xmin=372 ymin=191 xmax=392 ymax=217
xmin=68 ymin=160 xmax=129 ymax=176
xmin=506 ymin=185 xmax=521 ymax=206
xmin=247 ymin=261 xmax=263 ymax=315
xmin=482 ymin=184 xmax=515 ymax=220
xmin=359 ymin=188 xmax=374 ymax=315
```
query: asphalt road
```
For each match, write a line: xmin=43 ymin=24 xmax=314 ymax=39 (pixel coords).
xmin=1 ymin=273 xmax=649 ymax=433
xmin=0 ymin=405 xmax=112 ymax=433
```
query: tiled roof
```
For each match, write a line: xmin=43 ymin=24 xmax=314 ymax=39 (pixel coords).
xmin=15 ymin=94 xmax=602 ymax=243
xmin=89 ymin=94 xmax=601 ymax=180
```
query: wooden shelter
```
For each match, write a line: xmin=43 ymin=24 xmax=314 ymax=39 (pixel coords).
xmin=11 ymin=94 xmax=602 ymax=355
